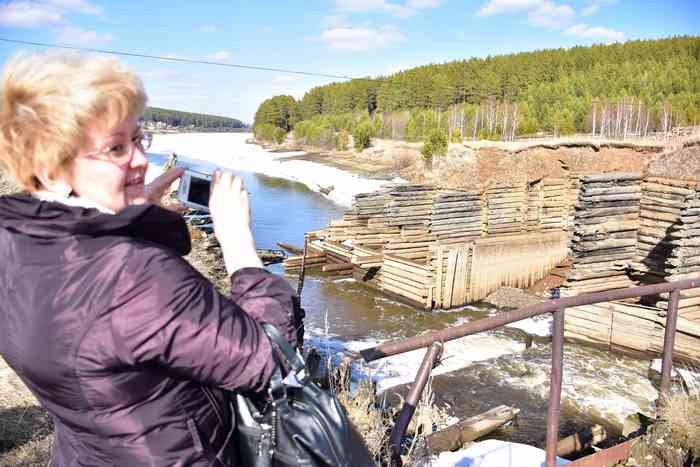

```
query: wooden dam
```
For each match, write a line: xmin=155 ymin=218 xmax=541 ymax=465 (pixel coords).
xmin=284 ymin=173 xmax=700 ymax=363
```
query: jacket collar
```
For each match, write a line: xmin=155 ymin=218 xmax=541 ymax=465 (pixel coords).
xmin=0 ymin=192 xmax=191 ymax=256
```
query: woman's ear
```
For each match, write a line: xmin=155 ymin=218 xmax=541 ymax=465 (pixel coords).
xmin=35 ymin=169 xmax=73 ymax=197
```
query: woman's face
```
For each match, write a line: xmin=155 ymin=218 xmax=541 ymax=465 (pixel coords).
xmin=68 ymin=115 xmax=149 ymax=212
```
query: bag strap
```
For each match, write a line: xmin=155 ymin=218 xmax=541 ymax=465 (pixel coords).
xmin=261 ymin=323 xmax=305 ymax=374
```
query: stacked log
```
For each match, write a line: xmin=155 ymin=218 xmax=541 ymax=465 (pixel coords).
xmin=565 ymin=301 xmax=700 ymax=363
xmin=384 ymin=185 xmax=435 ymax=228
xmin=433 ymin=246 xmax=472 ymax=309
xmin=631 ymin=177 xmax=700 ymax=318
xmin=283 ymin=243 xmax=326 ymax=271
xmin=484 ymin=185 xmax=526 ymax=235
xmin=429 ymin=190 xmax=483 ymax=244
xmin=525 ymin=178 xmax=572 ymax=233
xmin=384 ymin=232 xmax=436 ymax=262
xmin=541 ymin=178 xmax=571 ymax=232
xmin=561 ymin=173 xmax=642 ymax=296
xmin=526 ymin=180 xmax=542 ymax=232
xmin=377 ymin=253 xmax=434 ymax=308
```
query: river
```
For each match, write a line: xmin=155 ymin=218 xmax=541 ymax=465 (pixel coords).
xmin=148 ymin=132 xmax=661 ymax=449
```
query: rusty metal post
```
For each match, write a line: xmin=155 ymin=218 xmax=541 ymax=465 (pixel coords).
xmin=659 ymin=288 xmax=681 ymax=405
xmin=296 ymin=234 xmax=309 ymax=298
xmin=545 ymin=308 xmax=565 ymax=467
xmin=389 ymin=342 xmax=443 ymax=467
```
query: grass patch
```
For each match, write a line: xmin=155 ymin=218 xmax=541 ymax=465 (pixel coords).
xmin=616 ymin=394 xmax=700 ymax=467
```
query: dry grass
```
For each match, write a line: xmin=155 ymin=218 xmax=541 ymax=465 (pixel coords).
xmin=616 ymin=394 xmax=700 ymax=467
xmin=329 ymin=359 xmax=454 ymax=466
xmin=0 ymin=358 xmax=53 ymax=467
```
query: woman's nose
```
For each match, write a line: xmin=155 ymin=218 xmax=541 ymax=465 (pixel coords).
xmin=130 ymin=145 xmax=149 ymax=168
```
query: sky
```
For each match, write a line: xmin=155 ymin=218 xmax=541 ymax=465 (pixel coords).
xmin=0 ymin=0 xmax=697 ymax=123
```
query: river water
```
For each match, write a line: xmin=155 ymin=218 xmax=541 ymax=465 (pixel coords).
xmin=148 ymin=132 xmax=661 ymax=449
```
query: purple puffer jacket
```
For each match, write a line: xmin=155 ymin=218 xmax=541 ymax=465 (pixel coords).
xmin=0 ymin=193 xmax=301 ymax=466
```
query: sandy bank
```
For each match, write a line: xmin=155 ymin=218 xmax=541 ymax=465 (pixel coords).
xmin=268 ymin=134 xmax=687 ymax=192
xmin=149 ymin=132 xmax=398 ymax=207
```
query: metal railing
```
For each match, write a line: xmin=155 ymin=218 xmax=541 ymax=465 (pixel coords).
xmin=349 ymin=276 xmax=700 ymax=467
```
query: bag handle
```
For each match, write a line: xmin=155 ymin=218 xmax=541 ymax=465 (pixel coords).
xmin=261 ymin=323 xmax=305 ymax=374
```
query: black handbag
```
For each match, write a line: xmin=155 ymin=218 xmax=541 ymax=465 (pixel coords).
xmin=234 ymin=324 xmax=375 ymax=467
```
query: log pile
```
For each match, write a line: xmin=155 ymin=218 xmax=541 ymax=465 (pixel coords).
xmin=429 ymin=190 xmax=483 ymax=245
xmin=561 ymin=172 xmax=642 ymax=296
xmin=540 ymin=178 xmax=571 ymax=232
xmin=376 ymin=254 xmax=434 ymax=308
xmin=565 ymin=301 xmax=700 ymax=363
xmin=631 ymin=177 xmax=700 ymax=319
xmin=484 ymin=185 xmax=526 ymax=235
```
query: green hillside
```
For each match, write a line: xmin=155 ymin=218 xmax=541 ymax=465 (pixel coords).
xmin=254 ymin=36 xmax=700 ymax=146
xmin=143 ymin=107 xmax=246 ymax=130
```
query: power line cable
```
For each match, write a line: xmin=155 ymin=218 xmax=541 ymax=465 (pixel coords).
xmin=0 ymin=37 xmax=366 ymax=82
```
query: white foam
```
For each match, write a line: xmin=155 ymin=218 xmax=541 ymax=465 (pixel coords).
xmin=306 ymin=328 xmax=526 ymax=393
xmin=149 ymin=132 xmax=399 ymax=207
xmin=505 ymin=316 xmax=553 ymax=337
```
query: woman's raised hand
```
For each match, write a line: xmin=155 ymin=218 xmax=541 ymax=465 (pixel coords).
xmin=209 ymin=170 xmax=262 ymax=275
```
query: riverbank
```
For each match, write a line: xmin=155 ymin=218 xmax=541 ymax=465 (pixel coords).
xmin=260 ymin=133 xmax=700 ymax=192
xmin=148 ymin=132 xmax=397 ymax=207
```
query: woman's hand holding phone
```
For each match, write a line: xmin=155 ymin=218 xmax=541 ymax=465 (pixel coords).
xmin=209 ymin=170 xmax=262 ymax=275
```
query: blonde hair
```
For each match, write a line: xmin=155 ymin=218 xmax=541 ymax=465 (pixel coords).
xmin=0 ymin=51 xmax=147 ymax=191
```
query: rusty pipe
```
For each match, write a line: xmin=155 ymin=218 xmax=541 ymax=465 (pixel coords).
xmin=358 ymin=277 xmax=700 ymax=363
xmin=659 ymin=288 xmax=681 ymax=405
xmin=389 ymin=342 xmax=443 ymax=467
xmin=545 ymin=309 xmax=565 ymax=467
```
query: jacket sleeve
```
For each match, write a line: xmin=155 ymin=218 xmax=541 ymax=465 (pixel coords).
xmin=109 ymin=244 xmax=299 ymax=393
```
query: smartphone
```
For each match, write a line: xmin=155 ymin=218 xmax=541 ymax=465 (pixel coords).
xmin=178 ymin=170 xmax=212 ymax=210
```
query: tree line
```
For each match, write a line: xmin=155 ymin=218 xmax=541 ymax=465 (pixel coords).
xmin=143 ymin=106 xmax=246 ymax=130
xmin=254 ymin=36 xmax=700 ymax=143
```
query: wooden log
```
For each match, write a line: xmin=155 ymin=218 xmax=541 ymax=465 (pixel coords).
xmin=557 ymin=425 xmax=608 ymax=457
xmin=322 ymin=263 xmax=353 ymax=273
xmin=580 ymin=172 xmax=642 ymax=183
xmin=425 ymin=406 xmax=521 ymax=453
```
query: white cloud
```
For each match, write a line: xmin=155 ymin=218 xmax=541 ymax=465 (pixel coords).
xmin=319 ymin=25 xmax=406 ymax=51
xmin=335 ymin=0 xmax=386 ymax=12
xmin=0 ymin=0 xmax=103 ymax=28
xmin=44 ymin=0 xmax=102 ymax=15
xmin=582 ymin=0 xmax=616 ymax=16
xmin=477 ymin=0 xmax=542 ymax=16
xmin=209 ymin=51 xmax=231 ymax=61
xmin=565 ymin=23 xmax=624 ymax=41
xmin=57 ymin=25 xmax=112 ymax=45
xmin=0 ymin=1 xmax=62 ymax=27
xmin=527 ymin=1 xmax=574 ymax=28
xmin=407 ymin=0 xmax=442 ymax=7
xmin=200 ymin=24 xmax=217 ymax=32
xmin=384 ymin=3 xmax=416 ymax=17
xmin=334 ymin=0 xmax=440 ymax=18
xmin=477 ymin=0 xmax=575 ymax=29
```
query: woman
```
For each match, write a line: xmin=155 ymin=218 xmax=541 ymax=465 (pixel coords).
xmin=0 ymin=51 xmax=301 ymax=466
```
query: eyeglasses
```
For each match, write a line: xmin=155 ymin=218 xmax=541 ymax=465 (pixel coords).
xmin=83 ymin=131 xmax=153 ymax=164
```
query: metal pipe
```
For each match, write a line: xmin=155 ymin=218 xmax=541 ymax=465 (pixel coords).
xmin=659 ymin=288 xmax=681 ymax=405
xmin=358 ymin=277 xmax=700 ymax=363
xmin=389 ymin=342 xmax=443 ymax=467
xmin=296 ymin=235 xmax=309 ymax=298
xmin=545 ymin=309 xmax=565 ymax=467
